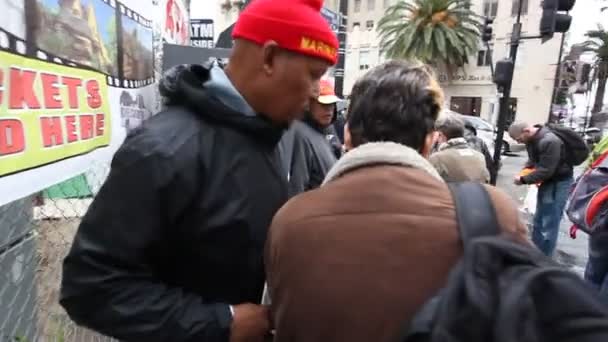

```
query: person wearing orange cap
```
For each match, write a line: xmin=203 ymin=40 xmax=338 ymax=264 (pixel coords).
xmin=59 ymin=0 xmax=338 ymax=341
xmin=286 ymin=79 xmax=341 ymax=195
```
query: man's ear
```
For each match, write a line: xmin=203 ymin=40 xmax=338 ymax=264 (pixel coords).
xmin=344 ymin=123 xmax=353 ymax=152
xmin=421 ymin=131 xmax=437 ymax=158
xmin=261 ymin=41 xmax=280 ymax=76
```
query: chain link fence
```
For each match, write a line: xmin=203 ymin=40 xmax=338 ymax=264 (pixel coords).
xmin=0 ymin=162 xmax=117 ymax=342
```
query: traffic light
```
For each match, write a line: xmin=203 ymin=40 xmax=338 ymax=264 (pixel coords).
xmin=540 ymin=0 xmax=576 ymax=43
xmin=481 ymin=18 xmax=494 ymax=43
xmin=493 ymin=59 xmax=514 ymax=88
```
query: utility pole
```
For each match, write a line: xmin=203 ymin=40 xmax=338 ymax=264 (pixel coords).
xmin=547 ymin=32 xmax=567 ymax=123
xmin=490 ymin=3 xmax=524 ymax=185
xmin=334 ymin=0 xmax=348 ymax=97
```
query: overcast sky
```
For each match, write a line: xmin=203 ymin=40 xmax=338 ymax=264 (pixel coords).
xmin=570 ymin=0 xmax=606 ymax=44
xmin=568 ymin=0 xmax=607 ymax=114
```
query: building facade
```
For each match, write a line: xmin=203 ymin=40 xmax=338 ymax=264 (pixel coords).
xmin=343 ymin=0 xmax=563 ymax=125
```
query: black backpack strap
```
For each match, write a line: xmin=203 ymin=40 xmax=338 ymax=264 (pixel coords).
xmin=397 ymin=183 xmax=501 ymax=342
xmin=447 ymin=182 xmax=500 ymax=248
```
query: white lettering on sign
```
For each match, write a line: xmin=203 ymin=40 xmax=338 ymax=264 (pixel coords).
xmin=191 ymin=40 xmax=215 ymax=48
xmin=190 ymin=22 xmax=214 ymax=39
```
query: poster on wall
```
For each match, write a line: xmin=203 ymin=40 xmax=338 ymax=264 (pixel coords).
xmin=0 ymin=0 xmax=159 ymax=206
xmin=162 ymin=0 xmax=189 ymax=45
xmin=190 ymin=19 xmax=214 ymax=48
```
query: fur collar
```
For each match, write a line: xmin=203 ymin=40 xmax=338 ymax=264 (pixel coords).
xmin=323 ymin=142 xmax=443 ymax=185
xmin=438 ymin=137 xmax=469 ymax=151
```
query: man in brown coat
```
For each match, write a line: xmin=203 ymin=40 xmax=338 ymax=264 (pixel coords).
xmin=265 ymin=61 xmax=529 ymax=342
xmin=430 ymin=113 xmax=490 ymax=183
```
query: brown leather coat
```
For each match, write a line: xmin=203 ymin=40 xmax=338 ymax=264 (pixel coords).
xmin=265 ymin=142 xmax=529 ymax=342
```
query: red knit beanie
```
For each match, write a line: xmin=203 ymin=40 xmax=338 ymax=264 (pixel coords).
xmin=232 ymin=0 xmax=339 ymax=65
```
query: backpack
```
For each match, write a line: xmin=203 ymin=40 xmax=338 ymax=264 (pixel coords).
xmin=546 ymin=124 xmax=590 ymax=166
xmin=400 ymin=182 xmax=608 ymax=342
xmin=566 ymin=151 xmax=608 ymax=235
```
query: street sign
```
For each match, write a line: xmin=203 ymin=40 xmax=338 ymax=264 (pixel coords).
xmin=321 ymin=7 xmax=340 ymax=34
xmin=190 ymin=19 xmax=215 ymax=48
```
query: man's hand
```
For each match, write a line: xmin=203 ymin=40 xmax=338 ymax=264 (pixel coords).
xmin=514 ymin=176 xmax=523 ymax=185
xmin=230 ymin=304 xmax=271 ymax=342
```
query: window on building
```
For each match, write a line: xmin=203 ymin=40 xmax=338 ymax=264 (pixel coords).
xmin=511 ymin=0 xmax=528 ymax=16
xmin=366 ymin=20 xmax=374 ymax=30
xmin=354 ymin=0 xmax=361 ymax=12
xmin=367 ymin=0 xmax=375 ymax=11
xmin=352 ymin=21 xmax=361 ymax=30
xmin=482 ymin=0 xmax=498 ymax=18
xmin=359 ymin=50 xmax=370 ymax=70
xmin=450 ymin=97 xmax=482 ymax=117
xmin=477 ymin=48 xmax=493 ymax=67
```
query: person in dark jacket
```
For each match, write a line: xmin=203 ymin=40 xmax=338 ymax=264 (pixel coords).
xmin=333 ymin=109 xmax=347 ymax=144
xmin=464 ymin=122 xmax=495 ymax=176
xmin=509 ymin=122 xmax=574 ymax=256
xmin=286 ymin=80 xmax=340 ymax=195
xmin=59 ymin=1 xmax=339 ymax=341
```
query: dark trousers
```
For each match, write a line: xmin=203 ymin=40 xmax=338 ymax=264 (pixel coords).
xmin=532 ymin=177 xmax=573 ymax=256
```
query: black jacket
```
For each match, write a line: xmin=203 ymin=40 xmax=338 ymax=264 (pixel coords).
xmin=60 ymin=64 xmax=288 ymax=342
xmin=283 ymin=114 xmax=338 ymax=197
xmin=464 ymin=126 xmax=496 ymax=176
xmin=522 ymin=126 xmax=573 ymax=184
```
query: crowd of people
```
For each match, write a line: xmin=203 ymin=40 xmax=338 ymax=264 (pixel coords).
xmin=57 ymin=0 xmax=608 ymax=341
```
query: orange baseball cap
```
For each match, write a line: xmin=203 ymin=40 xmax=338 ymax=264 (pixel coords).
xmin=317 ymin=79 xmax=340 ymax=105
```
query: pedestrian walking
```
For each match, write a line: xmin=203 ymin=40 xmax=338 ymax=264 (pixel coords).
xmin=264 ymin=60 xmax=528 ymax=342
xmin=508 ymin=122 xmax=575 ymax=256
xmin=430 ymin=113 xmax=490 ymax=183
xmin=59 ymin=0 xmax=338 ymax=341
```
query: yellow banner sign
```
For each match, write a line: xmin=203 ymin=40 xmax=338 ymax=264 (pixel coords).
xmin=0 ymin=51 xmax=111 ymax=177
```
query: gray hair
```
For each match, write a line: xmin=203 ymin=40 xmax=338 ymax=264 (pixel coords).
xmin=435 ymin=113 xmax=465 ymax=139
xmin=508 ymin=121 xmax=529 ymax=139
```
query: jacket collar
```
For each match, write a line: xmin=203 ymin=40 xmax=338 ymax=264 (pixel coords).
xmin=323 ymin=142 xmax=443 ymax=185
xmin=205 ymin=61 xmax=257 ymax=117
xmin=438 ymin=137 xmax=469 ymax=151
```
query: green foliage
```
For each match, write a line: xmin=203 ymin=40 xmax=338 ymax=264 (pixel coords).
xmin=377 ymin=0 xmax=481 ymax=73
xmin=555 ymin=86 xmax=568 ymax=105
xmin=583 ymin=25 xmax=608 ymax=114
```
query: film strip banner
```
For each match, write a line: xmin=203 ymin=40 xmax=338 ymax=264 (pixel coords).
xmin=119 ymin=2 xmax=153 ymax=29
xmin=107 ymin=77 xmax=155 ymax=89
xmin=101 ymin=0 xmax=152 ymax=29
xmin=0 ymin=28 xmax=26 ymax=56
xmin=0 ymin=27 xmax=154 ymax=89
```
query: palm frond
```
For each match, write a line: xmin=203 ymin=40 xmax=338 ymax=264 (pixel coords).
xmin=377 ymin=0 xmax=481 ymax=74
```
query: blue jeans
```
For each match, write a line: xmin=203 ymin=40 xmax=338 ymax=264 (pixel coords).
xmin=532 ymin=177 xmax=573 ymax=256
xmin=585 ymin=232 xmax=608 ymax=303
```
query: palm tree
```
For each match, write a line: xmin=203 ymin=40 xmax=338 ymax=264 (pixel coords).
xmin=377 ymin=0 xmax=481 ymax=76
xmin=582 ymin=25 xmax=608 ymax=117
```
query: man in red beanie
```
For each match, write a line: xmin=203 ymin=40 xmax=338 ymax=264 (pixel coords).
xmin=60 ymin=1 xmax=338 ymax=342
